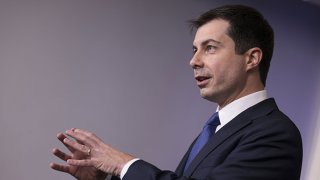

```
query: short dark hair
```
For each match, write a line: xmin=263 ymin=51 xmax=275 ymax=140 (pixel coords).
xmin=190 ymin=5 xmax=274 ymax=86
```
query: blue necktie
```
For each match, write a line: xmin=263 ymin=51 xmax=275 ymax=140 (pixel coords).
xmin=184 ymin=112 xmax=220 ymax=173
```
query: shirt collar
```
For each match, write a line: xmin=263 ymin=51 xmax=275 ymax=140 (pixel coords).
xmin=216 ymin=90 xmax=268 ymax=132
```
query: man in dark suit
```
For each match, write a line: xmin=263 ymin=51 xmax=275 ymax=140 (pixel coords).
xmin=50 ymin=5 xmax=302 ymax=180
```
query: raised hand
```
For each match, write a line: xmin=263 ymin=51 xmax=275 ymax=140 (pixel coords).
xmin=55 ymin=128 xmax=135 ymax=177
xmin=50 ymin=133 xmax=107 ymax=180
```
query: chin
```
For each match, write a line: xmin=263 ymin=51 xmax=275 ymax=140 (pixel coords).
xmin=199 ymin=89 xmax=217 ymax=102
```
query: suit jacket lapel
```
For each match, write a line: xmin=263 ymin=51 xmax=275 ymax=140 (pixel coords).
xmin=183 ymin=117 xmax=252 ymax=177
xmin=183 ymin=98 xmax=278 ymax=177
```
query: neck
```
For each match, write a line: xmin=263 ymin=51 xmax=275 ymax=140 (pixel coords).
xmin=217 ymin=83 xmax=265 ymax=109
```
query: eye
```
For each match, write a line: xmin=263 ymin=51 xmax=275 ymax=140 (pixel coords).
xmin=206 ymin=45 xmax=217 ymax=53
xmin=193 ymin=47 xmax=198 ymax=54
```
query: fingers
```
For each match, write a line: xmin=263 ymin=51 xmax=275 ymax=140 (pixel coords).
xmin=52 ymin=148 xmax=72 ymax=161
xmin=63 ymin=137 xmax=91 ymax=156
xmin=56 ymin=132 xmax=79 ymax=154
xmin=54 ymin=130 xmax=95 ymax=160
xmin=67 ymin=158 xmax=96 ymax=167
xmin=66 ymin=128 xmax=101 ymax=147
xmin=57 ymin=132 xmax=67 ymax=142
xmin=50 ymin=162 xmax=71 ymax=174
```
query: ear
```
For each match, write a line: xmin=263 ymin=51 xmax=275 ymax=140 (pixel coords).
xmin=245 ymin=47 xmax=263 ymax=71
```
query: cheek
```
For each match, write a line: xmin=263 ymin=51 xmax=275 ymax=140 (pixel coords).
xmin=227 ymin=62 xmax=247 ymax=83
xmin=217 ymin=61 xmax=245 ymax=83
xmin=206 ymin=54 xmax=245 ymax=82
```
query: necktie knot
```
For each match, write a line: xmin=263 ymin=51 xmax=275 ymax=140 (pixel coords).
xmin=205 ymin=112 xmax=220 ymax=127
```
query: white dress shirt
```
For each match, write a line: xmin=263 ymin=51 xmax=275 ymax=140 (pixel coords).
xmin=216 ymin=90 xmax=268 ymax=132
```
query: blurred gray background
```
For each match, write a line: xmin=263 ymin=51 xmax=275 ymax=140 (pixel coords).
xmin=0 ymin=0 xmax=319 ymax=179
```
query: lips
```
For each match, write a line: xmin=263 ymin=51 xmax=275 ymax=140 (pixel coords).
xmin=195 ymin=76 xmax=210 ymax=81
xmin=195 ymin=75 xmax=211 ymax=87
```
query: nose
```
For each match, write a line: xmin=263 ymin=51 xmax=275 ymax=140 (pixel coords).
xmin=189 ymin=52 xmax=203 ymax=69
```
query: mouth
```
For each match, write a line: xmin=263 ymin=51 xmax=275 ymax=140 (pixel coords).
xmin=195 ymin=75 xmax=211 ymax=88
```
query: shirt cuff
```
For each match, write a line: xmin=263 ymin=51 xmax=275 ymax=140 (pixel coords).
xmin=120 ymin=158 xmax=140 ymax=179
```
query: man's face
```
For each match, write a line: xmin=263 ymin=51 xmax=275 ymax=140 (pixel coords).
xmin=190 ymin=19 xmax=248 ymax=107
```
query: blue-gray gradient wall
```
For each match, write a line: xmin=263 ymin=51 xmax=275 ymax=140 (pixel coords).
xmin=0 ymin=0 xmax=319 ymax=179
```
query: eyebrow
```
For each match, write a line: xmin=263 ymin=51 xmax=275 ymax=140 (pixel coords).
xmin=193 ymin=39 xmax=222 ymax=49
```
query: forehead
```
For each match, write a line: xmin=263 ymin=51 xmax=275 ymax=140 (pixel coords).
xmin=193 ymin=19 xmax=231 ymax=45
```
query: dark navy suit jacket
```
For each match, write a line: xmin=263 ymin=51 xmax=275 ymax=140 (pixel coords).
xmin=120 ymin=98 xmax=302 ymax=180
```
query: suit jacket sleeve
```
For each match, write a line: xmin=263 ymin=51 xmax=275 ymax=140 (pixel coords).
xmin=122 ymin=160 xmax=189 ymax=180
